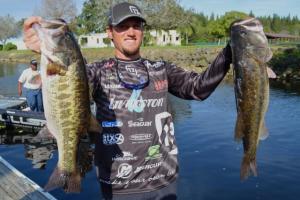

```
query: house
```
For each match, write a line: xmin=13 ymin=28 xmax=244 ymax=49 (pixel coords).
xmin=149 ymin=30 xmax=181 ymax=46
xmin=78 ymin=30 xmax=181 ymax=48
xmin=78 ymin=33 xmax=113 ymax=48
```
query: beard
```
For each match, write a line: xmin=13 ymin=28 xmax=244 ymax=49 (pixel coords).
xmin=123 ymin=47 xmax=140 ymax=57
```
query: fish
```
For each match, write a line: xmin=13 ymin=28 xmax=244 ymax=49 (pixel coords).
xmin=230 ymin=18 xmax=273 ymax=180
xmin=32 ymin=19 xmax=100 ymax=193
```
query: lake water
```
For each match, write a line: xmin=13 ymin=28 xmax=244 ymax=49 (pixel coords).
xmin=1 ymin=62 xmax=300 ymax=200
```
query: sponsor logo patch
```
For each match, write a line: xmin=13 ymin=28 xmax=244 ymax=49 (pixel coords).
xmin=145 ymin=145 xmax=162 ymax=161
xmin=116 ymin=163 xmax=132 ymax=179
xmin=128 ymin=118 xmax=152 ymax=127
xmin=112 ymin=151 xmax=138 ymax=161
xmin=154 ymin=80 xmax=168 ymax=91
xmin=130 ymin=133 xmax=153 ymax=141
xmin=103 ymin=133 xmax=124 ymax=145
xmin=134 ymin=162 xmax=162 ymax=174
xmin=129 ymin=6 xmax=141 ymax=15
xmin=102 ymin=120 xmax=123 ymax=127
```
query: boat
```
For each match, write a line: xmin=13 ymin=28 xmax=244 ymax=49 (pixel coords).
xmin=0 ymin=96 xmax=46 ymax=130
xmin=0 ymin=96 xmax=96 ymax=131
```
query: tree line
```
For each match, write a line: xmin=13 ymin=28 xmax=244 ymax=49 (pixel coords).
xmin=1 ymin=0 xmax=300 ymax=48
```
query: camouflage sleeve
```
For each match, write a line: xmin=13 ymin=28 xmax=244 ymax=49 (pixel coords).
xmin=86 ymin=61 xmax=104 ymax=100
xmin=86 ymin=63 xmax=99 ymax=85
xmin=167 ymin=46 xmax=232 ymax=100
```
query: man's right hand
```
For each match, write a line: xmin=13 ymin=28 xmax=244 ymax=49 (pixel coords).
xmin=23 ymin=16 xmax=42 ymax=53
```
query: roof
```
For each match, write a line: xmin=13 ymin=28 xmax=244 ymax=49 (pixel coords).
xmin=265 ymin=32 xmax=300 ymax=39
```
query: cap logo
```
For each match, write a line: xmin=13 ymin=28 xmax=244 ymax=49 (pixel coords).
xmin=129 ymin=6 xmax=140 ymax=15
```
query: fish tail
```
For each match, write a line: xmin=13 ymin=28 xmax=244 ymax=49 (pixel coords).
xmin=64 ymin=172 xmax=81 ymax=193
xmin=44 ymin=166 xmax=65 ymax=191
xmin=44 ymin=166 xmax=81 ymax=193
xmin=240 ymin=156 xmax=258 ymax=180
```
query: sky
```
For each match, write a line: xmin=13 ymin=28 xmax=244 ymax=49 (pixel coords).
xmin=0 ymin=0 xmax=299 ymax=21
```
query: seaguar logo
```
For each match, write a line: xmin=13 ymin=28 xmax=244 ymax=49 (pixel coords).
xmin=128 ymin=118 xmax=152 ymax=128
xmin=129 ymin=6 xmax=141 ymax=15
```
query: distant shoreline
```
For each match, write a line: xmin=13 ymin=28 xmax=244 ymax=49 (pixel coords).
xmin=1 ymin=46 xmax=299 ymax=81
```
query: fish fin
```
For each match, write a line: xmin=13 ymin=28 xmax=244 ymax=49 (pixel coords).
xmin=47 ymin=62 xmax=67 ymax=76
xmin=44 ymin=167 xmax=81 ymax=193
xmin=88 ymin=115 xmax=101 ymax=143
xmin=267 ymin=67 xmax=276 ymax=79
xmin=234 ymin=113 xmax=244 ymax=141
xmin=44 ymin=167 xmax=66 ymax=191
xmin=259 ymin=121 xmax=269 ymax=140
xmin=88 ymin=115 xmax=101 ymax=133
xmin=240 ymin=156 xmax=258 ymax=180
xmin=36 ymin=126 xmax=55 ymax=139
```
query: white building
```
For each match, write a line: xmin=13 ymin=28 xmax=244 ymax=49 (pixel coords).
xmin=78 ymin=30 xmax=181 ymax=48
xmin=149 ymin=30 xmax=181 ymax=46
xmin=78 ymin=33 xmax=113 ymax=48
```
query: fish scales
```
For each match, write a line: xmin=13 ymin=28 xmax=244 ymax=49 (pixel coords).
xmin=33 ymin=19 xmax=99 ymax=193
xmin=231 ymin=18 xmax=272 ymax=180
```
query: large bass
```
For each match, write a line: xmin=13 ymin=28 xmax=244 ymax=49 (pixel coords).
xmin=230 ymin=18 xmax=274 ymax=180
xmin=33 ymin=19 xmax=100 ymax=192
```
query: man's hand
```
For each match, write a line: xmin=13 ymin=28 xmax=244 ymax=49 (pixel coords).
xmin=23 ymin=16 xmax=42 ymax=53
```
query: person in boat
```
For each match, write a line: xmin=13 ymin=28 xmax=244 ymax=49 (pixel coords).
xmin=18 ymin=59 xmax=44 ymax=112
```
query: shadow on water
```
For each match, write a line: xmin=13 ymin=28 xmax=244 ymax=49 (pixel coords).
xmin=270 ymin=79 xmax=300 ymax=95
xmin=0 ymin=128 xmax=94 ymax=184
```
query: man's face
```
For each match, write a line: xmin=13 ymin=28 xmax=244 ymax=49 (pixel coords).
xmin=30 ymin=64 xmax=37 ymax=71
xmin=107 ymin=18 xmax=144 ymax=59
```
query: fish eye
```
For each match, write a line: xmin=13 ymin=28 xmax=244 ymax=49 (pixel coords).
xmin=240 ymin=30 xmax=247 ymax=36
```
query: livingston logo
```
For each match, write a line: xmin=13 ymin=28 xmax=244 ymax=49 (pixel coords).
xmin=109 ymin=89 xmax=164 ymax=112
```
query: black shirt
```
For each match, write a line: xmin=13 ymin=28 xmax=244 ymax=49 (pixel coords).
xmin=86 ymin=47 xmax=231 ymax=194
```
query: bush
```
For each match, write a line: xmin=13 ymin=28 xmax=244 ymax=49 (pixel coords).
xmin=3 ymin=42 xmax=17 ymax=51
xmin=269 ymin=47 xmax=300 ymax=80
xmin=103 ymin=38 xmax=112 ymax=47
xmin=0 ymin=44 xmax=3 ymax=50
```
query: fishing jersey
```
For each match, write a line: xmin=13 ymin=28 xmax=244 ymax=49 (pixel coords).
xmin=86 ymin=47 xmax=231 ymax=194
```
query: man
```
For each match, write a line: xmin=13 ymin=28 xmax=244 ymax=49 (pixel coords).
xmin=18 ymin=59 xmax=43 ymax=112
xmin=23 ymin=2 xmax=232 ymax=199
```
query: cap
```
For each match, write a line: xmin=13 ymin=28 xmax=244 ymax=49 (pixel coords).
xmin=108 ymin=2 xmax=146 ymax=26
xmin=30 ymin=59 xmax=37 ymax=66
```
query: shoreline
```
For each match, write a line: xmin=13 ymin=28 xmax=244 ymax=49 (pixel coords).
xmin=1 ymin=46 xmax=299 ymax=81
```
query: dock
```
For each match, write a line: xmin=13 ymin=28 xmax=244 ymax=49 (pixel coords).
xmin=0 ymin=156 xmax=56 ymax=200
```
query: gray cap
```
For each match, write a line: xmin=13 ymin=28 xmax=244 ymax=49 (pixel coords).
xmin=108 ymin=2 xmax=146 ymax=26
